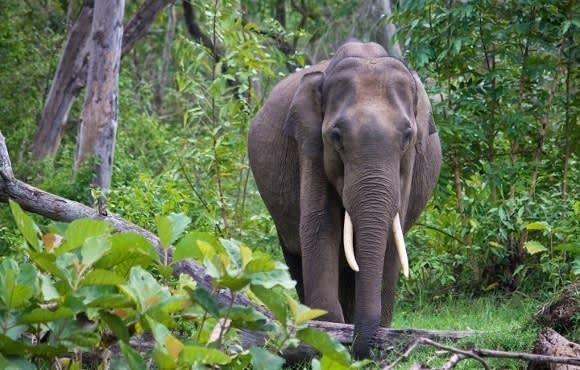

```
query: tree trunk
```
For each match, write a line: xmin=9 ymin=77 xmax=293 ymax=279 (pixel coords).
xmin=528 ymin=328 xmax=580 ymax=370
xmin=31 ymin=0 xmax=173 ymax=160
xmin=378 ymin=0 xmax=402 ymax=58
xmin=74 ymin=0 xmax=124 ymax=206
xmin=30 ymin=2 xmax=94 ymax=159
xmin=154 ymin=4 xmax=176 ymax=114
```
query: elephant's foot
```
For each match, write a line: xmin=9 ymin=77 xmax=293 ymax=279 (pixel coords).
xmin=352 ymin=317 xmax=380 ymax=359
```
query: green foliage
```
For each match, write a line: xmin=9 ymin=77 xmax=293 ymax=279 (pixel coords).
xmin=0 ymin=0 xmax=578 ymax=366
xmin=393 ymin=0 xmax=579 ymax=296
xmin=3 ymin=201 xmax=365 ymax=368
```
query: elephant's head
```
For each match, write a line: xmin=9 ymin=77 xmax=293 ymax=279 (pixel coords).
xmin=284 ymin=42 xmax=436 ymax=358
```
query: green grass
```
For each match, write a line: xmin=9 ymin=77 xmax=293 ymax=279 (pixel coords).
xmin=375 ymin=294 xmax=544 ymax=369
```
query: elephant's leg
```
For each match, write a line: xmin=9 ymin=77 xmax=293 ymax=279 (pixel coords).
xmin=300 ymin=175 xmax=344 ymax=322
xmin=381 ymin=237 xmax=401 ymax=326
xmin=282 ymin=248 xmax=304 ymax=302
xmin=339 ymin=266 xmax=356 ymax=323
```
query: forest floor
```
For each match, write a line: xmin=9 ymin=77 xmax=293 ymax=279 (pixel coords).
xmin=385 ymin=294 xmax=546 ymax=369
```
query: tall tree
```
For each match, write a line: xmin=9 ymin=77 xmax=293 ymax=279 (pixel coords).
xmin=30 ymin=0 xmax=173 ymax=159
xmin=74 ymin=0 xmax=125 ymax=212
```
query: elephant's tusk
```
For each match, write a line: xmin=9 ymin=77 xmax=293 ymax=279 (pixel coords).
xmin=343 ymin=211 xmax=359 ymax=272
xmin=393 ymin=213 xmax=409 ymax=278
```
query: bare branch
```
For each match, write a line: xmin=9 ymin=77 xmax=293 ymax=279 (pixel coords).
xmin=417 ymin=338 xmax=491 ymax=370
xmin=182 ymin=0 xmax=222 ymax=61
xmin=381 ymin=335 xmax=580 ymax=370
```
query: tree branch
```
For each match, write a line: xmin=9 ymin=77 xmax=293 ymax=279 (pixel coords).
xmin=382 ymin=336 xmax=580 ymax=370
xmin=182 ymin=0 xmax=222 ymax=61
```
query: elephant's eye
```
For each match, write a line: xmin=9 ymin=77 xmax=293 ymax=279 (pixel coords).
xmin=402 ymin=126 xmax=412 ymax=151
xmin=330 ymin=127 xmax=343 ymax=151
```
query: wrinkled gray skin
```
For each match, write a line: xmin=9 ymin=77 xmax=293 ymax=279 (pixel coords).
xmin=248 ymin=42 xmax=442 ymax=358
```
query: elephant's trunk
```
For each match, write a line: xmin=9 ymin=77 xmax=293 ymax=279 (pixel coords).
xmin=343 ymin=169 xmax=398 ymax=359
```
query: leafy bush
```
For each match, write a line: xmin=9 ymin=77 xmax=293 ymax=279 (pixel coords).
xmin=1 ymin=201 xmax=370 ymax=369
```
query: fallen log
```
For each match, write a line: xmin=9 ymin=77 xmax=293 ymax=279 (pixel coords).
xmin=1 ymin=131 xmax=475 ymax=361
xmin=528 ymin=328 xmax=580 ymax=370
xmin=535 ymin=282 xmax=579 ymax=336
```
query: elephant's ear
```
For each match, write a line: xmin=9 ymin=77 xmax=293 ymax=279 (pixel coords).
xmin=412 ymin=72 xmax=437 ymax=149
xmin=283 ymin=71 xmax=325 ymax=158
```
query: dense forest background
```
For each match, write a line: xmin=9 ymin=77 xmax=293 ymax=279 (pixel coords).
xmin=0 ymin=0 xmax=578 ymax=368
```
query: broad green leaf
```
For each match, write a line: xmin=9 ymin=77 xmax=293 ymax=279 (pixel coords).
xmin=3 ymin=284 xmax=33 ymax=309
xmin=156 ymin=213 xmax=191 ymax=248
xmin=39 ymin=273 xmax=59 ymax=301
xmin=81 ymin=235 xmax=111 ymax=267
xmin=0 ymin=311 xmax=26 ymax=339
xmin=165 ymin=334 xmax=184 ymax=361
xmin=145 ymin=316 xmax=174 ymax=361
xmin=240 ymin=245 xmax=253 ymax=268
xmin=63 ymin=292 xmax=86 ymax=312
xmin=226 ymin=305 xmax=271 ymax=331
xmin=19 ymin=307 xmax=74 ymax=324
xmin=80 ymin=269 xmax=125 ymax=286
xmin=96 ymin=233 xmax=159 ymax=276
xmin=152 ymin=345 xmax=176 ymax=370
xmin=249 ymin=269 xmax=295 ymax=289
xmin=524 ymin=240 xmax=548 ymax=255
xmin=120 ymin=267 xmax=170 ymax=313
xmin=320 ymin=356 xmax=350 ymax=370
xmin=119 ymin=340 xmax=146 ymax=370
xmin=158 ymin=296 xmax=189 ymax=314
xmin=297 ymin=308 xmax=327 ymax=325
xmin=144 ymin=305 xmax=176 ymax=329
xmin=525 ymin=221 xmax=550 ymax=231
xmin=173 ymin=232 xmax=222 ymax=262
xmin=179 ymin=345 xmax=231 ymax=365
xmin=156 ymin=216 xmax=173 ymax=249
xmin=251 ymin=285 xmax=287 ymax=324
xmin=9 ymin=200 xmax=41 ymax=251
xmin=286 ymin=294 xmax=300 ymax=320
xmin=185 ymin=287 xmax=220 ymax=317
xmin=554 ymin=243 xmax=579 ymax=253
xmin=286 ymin=294 xmax=326 ymax=324
xmin=197 ymin=240 xmax=216 ymax=259
xmin=249 ymin=346 xmax=285 ymax=370
xmin=68 ymin=331 xmax=100 ymax=347
xmin=61 ymin=219 xmax=111 ymax=254
xmin=244 ymin=257 xmax=276 ymax=273
xmin=28 ymin=251 xmax=71 ymax=286
xmin=0 ymin=333 xmax=26 ymax=355
xmin=87 ymin=294 xmax=133 ymax=308
xmin=297 ymin=327 xmax=351 ymax=366
xmin=0 ymin=259 xmax=36 ymax=309
xmin=216 ymin=273 xmax=250 ymax=291
xmin=220 ymin=238 xmax=243 ymax=268
xmin=100 ymin=310 xmax=130 ymax=343
xmin=0 ymin=354 xmax=36 ymax=370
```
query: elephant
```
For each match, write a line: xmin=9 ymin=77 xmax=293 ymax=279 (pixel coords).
xmin=248 ymin=42 xmax=442 ymax=358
